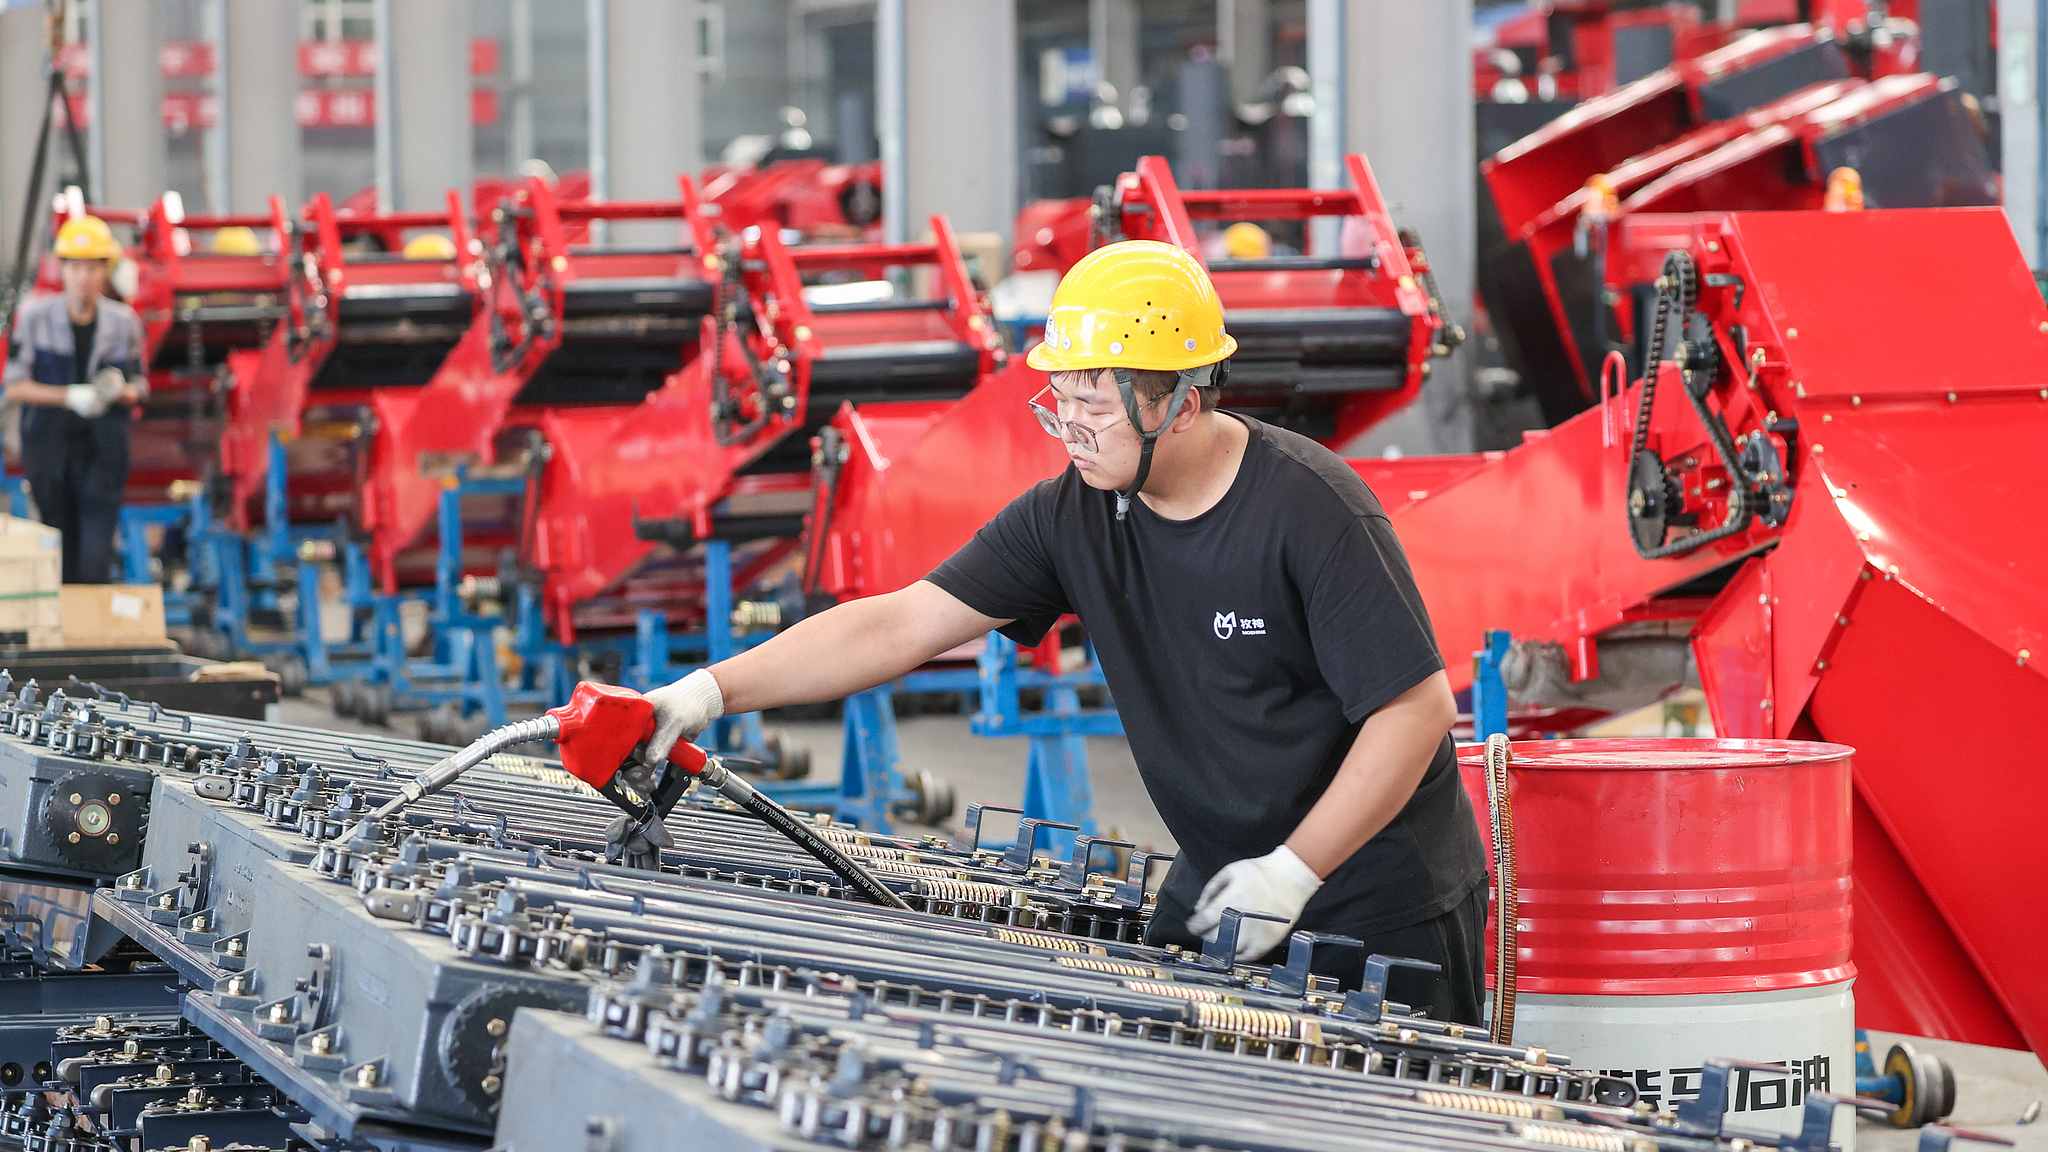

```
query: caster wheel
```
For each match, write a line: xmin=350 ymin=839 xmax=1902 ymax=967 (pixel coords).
xmin=758 ymin=730 xmax=813 ymax=781
xmin=910 ymin=770 xmax=956 ymax=826
xmin=277 ymin=654 xmax=307 ymax=698
xmin=332 ymin=680 xmax=360 ymax=718
xmin=448 ymin=711 xmax=491 ymax=747
xmin=1885 ymin=1041 xmax=1957 ymax=1127
xmin=362 ymin=681 xmax=392 ymax=727
xmin=417 ymin=704 xmax=453 ymax=746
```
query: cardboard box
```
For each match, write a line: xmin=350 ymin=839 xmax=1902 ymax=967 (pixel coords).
xmin=58 ymin=584 xmax=167 ymax=648
xmin=0 ymin=515 xmax=62 ymax=647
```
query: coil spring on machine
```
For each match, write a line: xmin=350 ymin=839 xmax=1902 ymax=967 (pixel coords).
xmin=1122 ymin=980 xmax=1220 ymax=1002
xmin=1416 ymin=1090 xmax=1553 ymax=1120
xmin=1516 ymin=1122 xmax=1652 ymax=1152
xmin=914 ymin=879 xmax=1017 ymax=905
xmin=872 ymin=860 xmax=953 ymax=879
xmin=992 ymin=928 xmax=1105 ymax=955
xmin=1053 ymin=956 xmax=1162 ymax=978
xmin=1193 ymin=1003 xmax=1301 ymax=1039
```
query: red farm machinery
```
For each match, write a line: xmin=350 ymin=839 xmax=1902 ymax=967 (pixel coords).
xmin=789 ymin=18 xmax=2046 ymax=1061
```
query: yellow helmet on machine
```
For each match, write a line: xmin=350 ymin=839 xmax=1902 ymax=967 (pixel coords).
xmin=212 ymin=225 xmax=261 ymax=256
xmin=53 ymin=215 xmax=121 ymax=263
xmin=403 ymin=233 xmax=457 ymax=260
xmin=1026 ymin=240 xmax=1237 ymax=519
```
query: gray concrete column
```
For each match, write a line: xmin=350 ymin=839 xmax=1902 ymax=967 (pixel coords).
xmin=222 ymin=0 xmax=302 ymax=214
xmin=0 ymin=4 xmax=50 ymax=264
xmin=1090 ymin=0 xmax=1139 ymax=115
xmin=1342 ymin=0 xmax=1476 ymax=454
xmin=377 ymin=0 xmax=472 ymax=212
xmin=903 ymin=0 xmax=1016 ymax=237
xmin=94 ymin=0 xmax=165 ymax=209
xmin=1219 ymin=0 xmax=1270 ymax=107
xmin=600 ymin=0 xmax=703 ymax=245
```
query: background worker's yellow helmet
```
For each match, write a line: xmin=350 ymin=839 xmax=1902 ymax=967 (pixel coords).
xmin=1222 ymin=221 xmax=1271 ymax=260
xmin=1027 ymin=240 xmax=1236 ymax=374
xmin=1027 ymin=240 xmax=1237 ymax=520
xmin=402 ymin=232 xmax=458 ymax=260
xmin=212 ymin=225 xmax=261 ymax=256
xmin=53 ymin=215 xmax=121 ymax=263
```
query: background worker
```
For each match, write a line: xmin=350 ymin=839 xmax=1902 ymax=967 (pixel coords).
xmin=2 ymin=215 xmax=146 ymax=583
xmin=642 ymin=241 xmax=1487 ymax=1021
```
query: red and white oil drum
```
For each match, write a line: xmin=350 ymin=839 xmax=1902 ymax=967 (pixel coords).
xmin=1457 ymin=738 xmax=1856 ymax=1142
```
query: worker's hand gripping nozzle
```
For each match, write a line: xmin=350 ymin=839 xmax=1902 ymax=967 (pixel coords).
xmin=362 ymin=681 xmax=908 ymax=907
xmin=363 ymin=682 xmax=703 ymax=825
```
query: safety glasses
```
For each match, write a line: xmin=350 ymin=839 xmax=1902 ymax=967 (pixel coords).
xmin=1028 ymin=383 xmax=1162 ymax=455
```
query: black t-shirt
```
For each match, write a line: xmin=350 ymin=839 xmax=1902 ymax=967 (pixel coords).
xmin=927 ymin=415 xmax=1487 ymax=946
xmin=71 ymin=316 xmax=97 ymax=381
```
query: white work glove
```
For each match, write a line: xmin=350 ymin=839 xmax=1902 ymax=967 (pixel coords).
xmin=63 ymin=384 xmax=109 ymax=419
xmin=1185 ymin=845 xmax=1324 ymax=961
xmin=640 ymin=668 xmax=725 ymax=766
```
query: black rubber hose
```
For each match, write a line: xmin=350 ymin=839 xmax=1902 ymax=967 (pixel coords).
xmin=712 ymin=768 xmax=910 ymax=911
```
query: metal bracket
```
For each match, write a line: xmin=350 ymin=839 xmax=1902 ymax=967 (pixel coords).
xmin=1338 ymin=954 xmax=1445 ymax=1023
xmin=1268 ymin=931 xmax=1365 ymax=997
xmin=1193 ymin=909 xmax=1288 ymax=971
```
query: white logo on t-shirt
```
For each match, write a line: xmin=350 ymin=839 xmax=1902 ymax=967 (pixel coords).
xmin=1213 ymin=611 xmax=1266 ymax=639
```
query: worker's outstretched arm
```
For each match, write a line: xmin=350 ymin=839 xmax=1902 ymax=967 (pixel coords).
xmin=641 ymin=579 xmax=1009 ymax=763
xmin=1187 ymin=669 xmax=1456 ymax=958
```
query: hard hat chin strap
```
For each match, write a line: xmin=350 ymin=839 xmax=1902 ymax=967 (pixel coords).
xmin=1111 ymin=365 xmax=1205 ymax=521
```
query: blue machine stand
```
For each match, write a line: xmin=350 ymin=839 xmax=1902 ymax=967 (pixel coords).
xmin=1472 ymin=628 xmax=1512 ymax=741
xmin=830 ymin=628 xmax=1121 ymax=845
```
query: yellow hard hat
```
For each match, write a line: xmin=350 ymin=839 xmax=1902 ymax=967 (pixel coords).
xmin=402 ymin=233 xmax=457 ymax=260
xmin=1222 ymin=221 xmax=1270 ymax=260
xmin=53 ymin=215 xmax=121 ymax=262
xmin=212 ymin=225 xmax=261 ymax=256
xmin=1026 ymin=240 xmax=1236 ymax=374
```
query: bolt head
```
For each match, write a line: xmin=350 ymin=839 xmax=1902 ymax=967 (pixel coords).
xmin=226 ymin=938 xmax=245 ymax=955
xmin=310 ymin=1032 xmax=333 ymax=1054
xmin=355 ymin=1063 xmax=379 ymax=1088
xmin=68 ymin=793 xmax=80 ymax=804
xmin=482 ymin=1074 xmax=502 ymax=1094
xmin=486 ymin=1017 xmax=507 ymax=1037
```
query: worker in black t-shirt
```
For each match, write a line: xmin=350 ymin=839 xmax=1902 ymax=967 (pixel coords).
xmin=642 ymin=240 xmax=1489 ymax=1022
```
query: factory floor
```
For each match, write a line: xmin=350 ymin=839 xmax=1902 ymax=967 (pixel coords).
xmin=278 ymin=690 xmax=2045 ymax=1149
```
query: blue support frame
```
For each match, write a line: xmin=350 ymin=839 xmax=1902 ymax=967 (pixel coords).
xmin=1472 ymin=629 xmax=1512 ymax=740
xmin=829 ymin=629 xmax=1122 ymax=844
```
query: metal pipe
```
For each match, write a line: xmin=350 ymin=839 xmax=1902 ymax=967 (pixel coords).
xmin=875 ymin=0 xmax=906 ymax=245
xmin=508 ymin=0 xmax=534 ymax=172
xmin=372 ymin=0 xmax=397 ymax=211
xmin=85 ymin=0 xmax=105 ymax=203
xmin=586 ymin=0 xmax=609 ymax=246
xmin=2036 ymin=0 xmax=2046 ymax=264
xmin=586 ymin=0 xmax=609 ymax=201
xmin=1305 ymin=0 xmax=1344 ymax=255
xmin=203 ymin=0 xmax=228 ymax=216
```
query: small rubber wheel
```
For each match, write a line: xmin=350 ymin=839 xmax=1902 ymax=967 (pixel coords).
xmin=332 ymin=680 xmax=360 ymax=718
